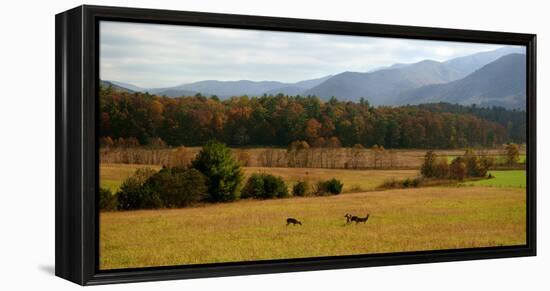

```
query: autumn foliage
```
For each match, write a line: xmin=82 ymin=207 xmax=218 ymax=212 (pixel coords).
xmin=100 ymin=87 xmax=516 ymax=149
xmin=421 ymin=150 xmax=493 ymax=181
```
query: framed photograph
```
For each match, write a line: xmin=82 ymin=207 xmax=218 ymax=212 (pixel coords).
xmin=55 ymin=5 xmax=536 ymax=285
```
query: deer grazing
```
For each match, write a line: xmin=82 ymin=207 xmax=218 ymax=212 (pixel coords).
xmin=286 ymin=217 xmax=302 ymax=226
xmin=354 ymin=214 xmax=370 ymax=224
xmin=345 ymin=213 xmax=370 ymax=224
xmin=344 ymin=213 xmax=357 ymax=223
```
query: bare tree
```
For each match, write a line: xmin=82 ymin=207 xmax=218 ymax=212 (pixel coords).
xmin=371 ymin=144 xmax=385 ymax=169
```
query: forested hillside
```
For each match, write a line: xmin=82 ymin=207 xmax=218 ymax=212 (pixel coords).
xmin=99 ymin=86 xmax=524 ymax=149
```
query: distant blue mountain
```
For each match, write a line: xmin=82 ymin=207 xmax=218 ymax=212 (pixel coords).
xmin=137 ymin=75 xmax=333 ymax=98
xmin=103 ymin=47 xmax=526 ymax=109
xmin=397 ymin=54 xmax=526 ymax=110
xmin=305 ymin=47 xmax=525 ymax=105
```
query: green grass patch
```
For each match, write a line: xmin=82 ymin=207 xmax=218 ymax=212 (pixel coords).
xmin=460 ymin=170 xmax=526 ymax=188
xmin=101 ymin=180 xmax=123 ymax=192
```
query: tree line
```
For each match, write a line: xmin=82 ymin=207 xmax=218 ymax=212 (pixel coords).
xmin=380 ymin=144 xmax=522 ymax=190
xmin=420 ymin=143 xmax=521 ymax=181
xmin=100 ymin=86 xmax=523 ymax=149
xmin=408 ymin=102 xmax=526 ymax=143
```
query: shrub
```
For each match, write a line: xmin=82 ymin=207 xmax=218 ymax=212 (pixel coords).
xmin=144 ymin=167 xmax=208 ymax=208
xmin=316 ymin=178 xmax=343 ymax=195
xmin=505 ymin=143 xmax=520 ymax=165
xmin=240 ymin=174 xmax=264 ymax=199
xmin=263 ymin=175 xmax=289 ymax=198
xmin=463 ymin=149 xmax=492 ymax=177
xmin=464 ymin=150 xmax=480 ymax=177
xmin=99 ymin=187 xmax=117 ymax=211
xmin=379 ymin=177 xmax=423 ymax=189
xmin=241 ymin=173 xmax=288 ymax=199
xmin=117 ymin=168 xmax=161 ymax=210
xmin=292 ymin=181 xmax=309 ymax=197
xmin=191 ymin=141 xmax=243 ymax=202
xmin=433 ymin=158 xmax=450 ymax=178
xmin=380 ymin=178 xmax=399 ymax=189
xmin=420 ymin=151 xmax=437 ymax=178
xmin=450 ymin=157 xmax=467 ymax=181
xmin=410 ymin=177 xmax=422 ymax=187
xmin=479 ymin=156 xmax=495 ymax=174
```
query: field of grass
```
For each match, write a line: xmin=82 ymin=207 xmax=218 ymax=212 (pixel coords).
xmin=100 ymin=163 xmax=419 ymax=193
xmin=460 ymin=170 xmax=526 ymax=188
xmin=100 ymin=186 xmax=526 ymax=269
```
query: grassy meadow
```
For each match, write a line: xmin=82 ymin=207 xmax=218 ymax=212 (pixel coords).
xmin=100 ymin=186 xmax=526 ymax=269
xmin=99 ymin=160 xmax=526 ymax=270
xmin=100 ymin=163 xmax=419 ymax=193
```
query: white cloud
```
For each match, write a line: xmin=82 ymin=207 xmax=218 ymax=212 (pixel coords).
xmin=100 ymin=21 xmax=518 ymax=88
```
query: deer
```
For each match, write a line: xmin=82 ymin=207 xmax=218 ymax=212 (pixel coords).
xmin=345 ymin=213 xmax=370 ymax=224
xmin=353 ymin=214 xmax=370 ymax=224
xmin=344 ymin=213 xmax=358 ymax=224
xmin=286 ymin=217 xmax=302 ymax=226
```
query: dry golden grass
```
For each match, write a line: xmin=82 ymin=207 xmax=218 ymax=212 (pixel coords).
xmin=243 ymin=167 xmax=418 ymax=192
xmin=100 ymin=186 xmax=526 ymax=269
xmin=100 ymin=163 xmax=418 ymax=193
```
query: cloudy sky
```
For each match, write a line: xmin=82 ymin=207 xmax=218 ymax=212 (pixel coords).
xmin=100 ymin=21 xmax=513 ymax=89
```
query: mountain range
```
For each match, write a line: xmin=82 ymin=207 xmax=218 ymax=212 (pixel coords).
xmin=398 ymin=53 xmax=526 ymax=109
xmin=102 ymin=46 xmax=526 ymax=109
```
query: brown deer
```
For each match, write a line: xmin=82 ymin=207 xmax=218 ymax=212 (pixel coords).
xmin=286 ymin=217 xmax=302 ymax=226
xmin=344 ymin=213 xmax=358 ymax=224
xmin=345 ymin=213 xmax=370 ymax=224
xmin=353 ymin=214 xmax=370 ymax=224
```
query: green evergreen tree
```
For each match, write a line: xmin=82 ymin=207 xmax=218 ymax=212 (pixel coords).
xmin=191 ymin=141 xmax=243 ymax=202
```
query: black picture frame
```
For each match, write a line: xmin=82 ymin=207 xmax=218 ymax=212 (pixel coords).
xmin=55 ymin=4 xmax=537 ymax=286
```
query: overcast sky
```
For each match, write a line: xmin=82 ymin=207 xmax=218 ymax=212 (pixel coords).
xmin=100 ymin=21 xmax=515 ymax=88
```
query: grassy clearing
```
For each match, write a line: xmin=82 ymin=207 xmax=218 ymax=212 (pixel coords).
xmin=100 ymin=163 xmax=419 ymax=193
xmin=460 ymin=170 xmax=526 ymax=188
xmin=100 ymin=186 xmax=526 ymax=269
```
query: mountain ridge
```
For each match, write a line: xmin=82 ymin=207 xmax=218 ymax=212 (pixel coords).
xmin=101 ymin=47 xmax=526 ymax=109
xmin=396 ymin=53 xmax=526 ymax=109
